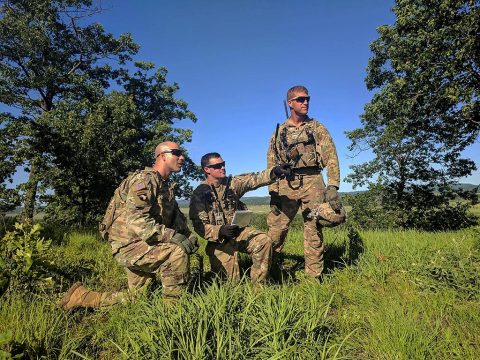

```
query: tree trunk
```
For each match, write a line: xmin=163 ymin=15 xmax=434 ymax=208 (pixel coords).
xmin=20 ymin=157 xmax=40 ymax=222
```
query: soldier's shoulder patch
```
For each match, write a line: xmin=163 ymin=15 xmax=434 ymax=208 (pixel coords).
xmin=137 ymin=193 xmax=148 ymax=202
xmin=133 ymin=182 xmax=147 ymax=192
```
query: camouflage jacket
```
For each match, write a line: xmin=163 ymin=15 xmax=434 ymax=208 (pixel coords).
xmin=189 ymin=168 xmax=274 ymax=242
xmin=267 ymin=117 xmax=340 ymax=188
xmin=106 ymin=167 xmax=191 ymax=254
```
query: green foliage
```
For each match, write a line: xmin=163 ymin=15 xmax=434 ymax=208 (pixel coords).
xmin=1 ymin=224 xmax=480 ymax=358
xmin=0 ymin=0 xmax=139 ymax=220
xmin=0 ymin=1 xmax=201 ymax=225
xmin=88 ymin=283 xmax=344 ymax=360
xmin=366 ymin=0 xmax=479 ymax=133
xmin=343 ymin=188 xmax=400 ymax=229
xmin=50 ymin=231 xmax=126 ymax=290
xmin=405 ymin=201 xmax=477 ymax=230
xmin=0 ymin=222 xmax=54 ymax=295
xmin=0 ymin=295 xmax=72 ymax=359
xmin=346 ymin=0 xmax=480 ymax=231
xmin=345 ymin=186 xmax=478 ymax=230
xmin=0 ymin=330 xmax=21 ymax=359
xmin=0 ymin=116 xmax=20 ymax=214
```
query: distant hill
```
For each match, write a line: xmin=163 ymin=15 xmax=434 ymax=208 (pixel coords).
xmin=5 ymin=184 xmax=478 ymax=212
xmin=177 ymin=183 xmax=479 ymax=207
xmin=453 ymin=183 xmax=480 ymax=192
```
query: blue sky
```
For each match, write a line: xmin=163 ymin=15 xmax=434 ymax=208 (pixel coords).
xmin=6 ymin=0 xmax=480 ymax=196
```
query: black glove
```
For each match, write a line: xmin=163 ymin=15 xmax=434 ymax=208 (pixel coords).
xmin=272 ymin=163 xmax=292 ymax=179
xmin=219 ymin=224 xmax=241 ymax=239
xmin=325 ymin=185 xmax=342 ymax=211
xmin=170 ymin=233 xmax=199 ymax=254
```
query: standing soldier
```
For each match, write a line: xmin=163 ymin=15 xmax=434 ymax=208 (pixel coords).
xmin=189 ymin=152 xmax=291 ymax=283
xmin=60 ymin=141 xmax=199 ymax=309
xmin=267 ymin=85 xmax=341 ymax=280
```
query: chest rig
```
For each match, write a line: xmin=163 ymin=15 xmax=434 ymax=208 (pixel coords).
xmin=205 ymin=176 xmax=247 ymax=225
xmin=278 ymin=122 xmax=319 ymax=168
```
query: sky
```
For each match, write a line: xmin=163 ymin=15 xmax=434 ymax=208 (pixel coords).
xmin=6 ymin=0 xmax=480 ymax=196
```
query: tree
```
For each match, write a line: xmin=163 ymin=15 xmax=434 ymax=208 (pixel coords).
xmin=346 ymin=0 xmax=479 ymax=230
xmin=0 ymin=0 xmax=138 ymax=220
xmin=0 ymin=115 xmax=20 ymax=214
xmin=41 ymin=63 xmax=202 ymax=226
xmin=115 ymin=62 xmax=201 ymax=199
xmin=0 ymin=1 xmax=201 ymax=225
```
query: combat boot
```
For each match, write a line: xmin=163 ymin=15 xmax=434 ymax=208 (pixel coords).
xmin=59 ymin=282 xmax=102 ymax=310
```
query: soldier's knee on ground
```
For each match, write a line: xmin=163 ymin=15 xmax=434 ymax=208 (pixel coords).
xmin=161 ymin=275 xmax=187 ymax=299
xmin=169 ymin=244 xmax=190 ymax=272
xmin=251 ymin=235 xmax=273 ymax=256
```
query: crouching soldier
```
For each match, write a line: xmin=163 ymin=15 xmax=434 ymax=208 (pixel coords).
xmin=60 ymin=141 xmax=199 ymax=310
xmin=189 ymin=152 xmax=291 ymax=283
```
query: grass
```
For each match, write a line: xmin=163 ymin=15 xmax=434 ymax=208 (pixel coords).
xmin=1 ymin=216 xmax=480 ymax=359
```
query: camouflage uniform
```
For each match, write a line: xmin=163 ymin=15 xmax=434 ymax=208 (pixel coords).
xmin=96 ymin=167 xmax=191 ymax=304
xmin=267 ymin=118 xmax=340 ymax=278
xmin=189 ymin=169 xmax=275 ymax=282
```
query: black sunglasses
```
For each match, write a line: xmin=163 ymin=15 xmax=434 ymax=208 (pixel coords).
xmin=161 ymin=148 xmax=184 ymax=157
xmin=290 ymin=96 xmax=310 ymax=103
xmin=206 ymin=161 xmax=225 ymax=169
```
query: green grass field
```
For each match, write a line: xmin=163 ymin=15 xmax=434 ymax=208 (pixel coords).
xmin=1 ymin=212 xmax=480 ymax=359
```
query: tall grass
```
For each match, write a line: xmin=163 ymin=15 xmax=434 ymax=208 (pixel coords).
xmin=1 ymin=221 xmax=479 ymax=359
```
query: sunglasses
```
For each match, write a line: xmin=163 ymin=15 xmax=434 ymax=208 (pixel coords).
xmin=161 ymin=148 xmax=184 ymax=157
xmin=206 ymin=161 xmax=225 ymax=169
xmin=290 ymin=96 xmax=310 ymax=103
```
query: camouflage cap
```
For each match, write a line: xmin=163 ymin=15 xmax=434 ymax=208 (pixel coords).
xmin=307 ymin=202 xmax=346 ymax=227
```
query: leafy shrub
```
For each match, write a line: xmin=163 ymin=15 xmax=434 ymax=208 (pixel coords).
xmin=0 ymin=223 xmax=54 ymax=295
xmin=345 ymin=189 xmax=478 ymax=231
xmin=0 ymin=216 xmax=17 ymax=239
xmin=405 ymin=202 xmax=477 ymax=231
xmin=0 ymin=331 xmax=20 ymax=359
xmin=343 ymin=191 xmax=400 ymax=230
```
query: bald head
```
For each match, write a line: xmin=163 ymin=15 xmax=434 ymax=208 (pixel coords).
xmin=153 ymin=141 xmax=185 ymax=179
xmin=155 ymin=141 xmax=179 ymax=158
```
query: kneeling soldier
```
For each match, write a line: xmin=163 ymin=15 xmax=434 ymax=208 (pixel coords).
xmin=189 ymin=152 xmax=290 ymax=283
xmin=60 ymin=141 xmax=199 ymax=310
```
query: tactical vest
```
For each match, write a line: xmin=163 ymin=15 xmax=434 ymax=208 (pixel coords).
xmin=278 ymin=121 xmax=319 ymax=168
xmin=200 ymin=179 xmax=247 ymax=226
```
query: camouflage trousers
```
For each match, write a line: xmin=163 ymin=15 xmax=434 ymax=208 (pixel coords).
xmin=205 ymin=227 xmax=272 ymax=283
xmin=79 ymin=241 xmax=190 ymax=308
xmin=267 ymin=173 xmax=325 ymax=278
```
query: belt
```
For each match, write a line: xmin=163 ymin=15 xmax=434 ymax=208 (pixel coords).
xmin=291 ymin=167 xmax=322 ymax=176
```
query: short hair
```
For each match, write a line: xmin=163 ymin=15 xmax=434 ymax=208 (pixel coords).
xmin=201 ymin=152 xmax=222 ymax=169
xmin=287 ymin=85 xmax=309 ymax=100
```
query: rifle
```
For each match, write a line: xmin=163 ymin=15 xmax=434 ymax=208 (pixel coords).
xmin=283 ymin=100 xmax=289 ymax=119
xmin=273 ymin=100 xmax=289 ymax=167
xmin=272 ymin=123 xmax=281 ymax=166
